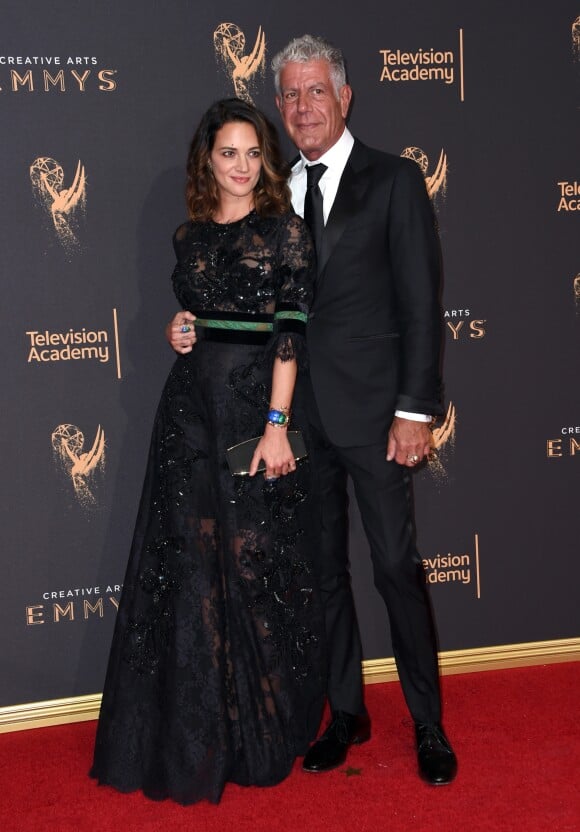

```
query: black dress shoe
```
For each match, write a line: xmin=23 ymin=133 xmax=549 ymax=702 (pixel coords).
xmin=302 ymin=711 xmax=371 ymax=773
xmin=415 ymin=722 xmax=457 ymax=785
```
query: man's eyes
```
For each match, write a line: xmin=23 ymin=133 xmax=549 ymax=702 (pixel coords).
xmin=284 ymin=88 xmax=325 ymax=100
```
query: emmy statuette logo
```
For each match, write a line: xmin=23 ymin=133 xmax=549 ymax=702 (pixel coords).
xmin=51 ymin=423 xmax=105 ymax=506
xmin=30 ymin=157 xmax=86 ymax=249
xmin=428 ymin=402 xmax=456 ymax=480
xmin=573 ymin=16 xmax=580 ymax=60
xmin=431 ymin=402 xmax=456 ymax=452
xmin=574 ymin=273 xmax=580 ymax=314
xmin=213 ymin=23 xmax=266 ymax=103
xmin=401 ymin=146 xmax=447 ymax=200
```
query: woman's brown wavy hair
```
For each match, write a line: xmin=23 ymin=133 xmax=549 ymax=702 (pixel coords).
xmin=185 ymin=98 xmax=291 ymax=221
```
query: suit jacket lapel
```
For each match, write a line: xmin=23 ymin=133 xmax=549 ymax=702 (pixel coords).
xmin=317 ymin=140 xmax=372 ymax=278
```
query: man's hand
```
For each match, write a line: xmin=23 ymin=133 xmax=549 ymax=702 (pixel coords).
xmin=386 ymin=416 xmax=432 ymax=467
xmin=166 ymin=311 xmax=196 ymax=354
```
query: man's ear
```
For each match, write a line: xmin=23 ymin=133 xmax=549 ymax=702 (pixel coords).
xmin=339 ymin=85 xmax=353 ymax=118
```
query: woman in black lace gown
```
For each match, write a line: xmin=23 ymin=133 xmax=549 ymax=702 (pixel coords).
xmin=90 ymin=99 xmax=325 ymax=805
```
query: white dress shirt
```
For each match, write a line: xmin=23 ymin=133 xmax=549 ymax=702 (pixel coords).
xmin=290 ymin=127 xmax=354 ymax=223
xmin=289 ymin=128 xmax=431 ymax=424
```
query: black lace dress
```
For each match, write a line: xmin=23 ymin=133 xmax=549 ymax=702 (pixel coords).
xmin=90 ymin=210 xmax=325 ymax=805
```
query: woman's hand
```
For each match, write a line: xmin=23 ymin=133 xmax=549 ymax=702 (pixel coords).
xmin=166 ymin=311 xmax=197 ymax=354
xmin=249 ymin=424 xmax=297 ymax=479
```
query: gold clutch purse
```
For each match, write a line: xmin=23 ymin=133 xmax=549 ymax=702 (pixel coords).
xmin=225 ymin=431 xmax=307 ymax=476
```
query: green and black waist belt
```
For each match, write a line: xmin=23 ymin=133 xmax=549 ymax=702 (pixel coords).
xmin=193 ymin=309 xmax=307 ymax=344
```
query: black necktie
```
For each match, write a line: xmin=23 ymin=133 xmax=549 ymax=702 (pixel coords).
xmin=304 ymin=163 xmax=327 ymax=254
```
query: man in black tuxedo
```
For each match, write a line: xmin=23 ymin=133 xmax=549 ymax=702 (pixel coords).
xmin=270 ymin=34 xmax=457 ymax=785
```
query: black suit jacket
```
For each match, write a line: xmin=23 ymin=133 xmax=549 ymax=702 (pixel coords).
xmin=306 ymin=139 xmax=443 ymax=447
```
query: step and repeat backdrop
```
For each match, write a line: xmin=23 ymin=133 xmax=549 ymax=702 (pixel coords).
xmin=1 ymin=1 xmax=578 ymax=709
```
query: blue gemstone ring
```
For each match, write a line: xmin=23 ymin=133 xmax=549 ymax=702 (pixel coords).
xmin=180 ymin=324 xmax=192 ymax=333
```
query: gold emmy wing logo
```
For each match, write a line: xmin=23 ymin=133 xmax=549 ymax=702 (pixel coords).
xmin=213 ymin=22 xmax=266 ymax=103
xmin=428 ymin=401 xmax=456 ymax=479
xmin=574 ymin=273 xmax=580 ymax=313
xmin=401 ymin=146 xmax=447 ymax=200
xmin=572 ymin=16 xmax=580 ymax=59
xmin=30 ymin=157 xmax=86 ymax=249
xmin=51 ymin=424 xmax=105 ymax=506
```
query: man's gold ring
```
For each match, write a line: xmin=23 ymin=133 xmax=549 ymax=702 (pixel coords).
xmin=407 ymin=454 xmax=420 ymax=464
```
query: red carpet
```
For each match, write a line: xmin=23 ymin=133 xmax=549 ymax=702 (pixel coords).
xmin=1 ymin=662 xmax=578 ymax=832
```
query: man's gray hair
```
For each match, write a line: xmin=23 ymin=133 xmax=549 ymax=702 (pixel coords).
xmin=271 ymin=34 xmax=347 ymax=97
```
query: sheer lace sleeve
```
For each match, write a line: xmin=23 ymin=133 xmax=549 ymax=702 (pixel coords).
xmin=171 ymin=222 xmax=193 ymax=307
xmin=268 ymin=213 xmax=316 ymax=365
